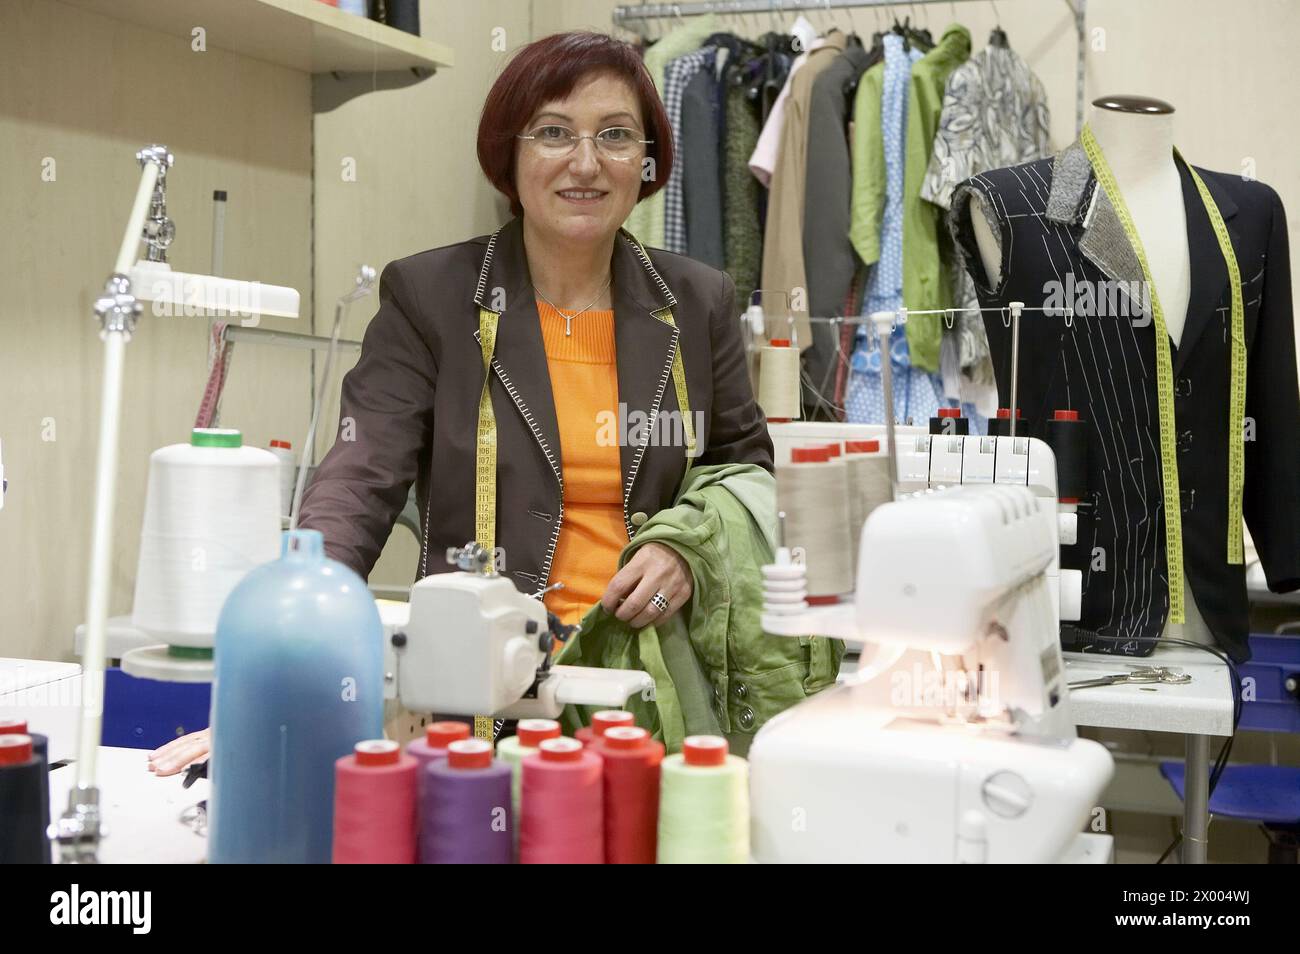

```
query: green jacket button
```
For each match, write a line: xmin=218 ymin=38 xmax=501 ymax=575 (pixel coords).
xmin=631 ymin=511 xmax=649 ymax=527
xmin=734 ymin=682 xmax=747 ymax=699
xmin=738 ymin=706 xmax=755 ymax=730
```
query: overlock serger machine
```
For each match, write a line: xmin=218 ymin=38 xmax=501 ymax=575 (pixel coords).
xmin=751 ymin=419 xmax=1112 ymax=863
xmin=379 ymin=543 xmax=654 ymax=719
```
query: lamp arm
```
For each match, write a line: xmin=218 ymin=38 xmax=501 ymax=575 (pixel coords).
xmin=59 ymin=145 xmax=173 ymax=863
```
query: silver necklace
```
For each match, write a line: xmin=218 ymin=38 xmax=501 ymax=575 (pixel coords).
xmin=534 ymin=275 xmax=612 ymax=336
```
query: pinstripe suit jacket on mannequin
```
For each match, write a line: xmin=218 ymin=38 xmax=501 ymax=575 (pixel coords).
xmin=949 ymin=141 xmax=1300 ymax=663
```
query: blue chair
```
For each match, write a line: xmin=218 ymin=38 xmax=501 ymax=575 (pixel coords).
xmin=1159 ymin=633 xmax=1300 ymax=863
xmin=101 ymin=667 xmax=211 ymax=750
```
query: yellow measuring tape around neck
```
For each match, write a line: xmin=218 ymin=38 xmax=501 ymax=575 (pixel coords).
xmin=472 ymin=287 xmax=696 ymax=563
xmin=474 ymin=307 xmax=501 ymax=556
xmin=653 ymin=306 xmax=697 ymax=456
xmin=632 ymin=238 xmax=696 ymax=457
xmin=472 ymin=306 xmax=501 ymax=741
xmin=469 ymin=260 xmax=693 ymax=737
xmin=1080 ymin=126 xmax=1246 ymax=626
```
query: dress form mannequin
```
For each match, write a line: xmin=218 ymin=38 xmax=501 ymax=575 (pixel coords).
xmin=970 ymin=97 xmax=1192 ymax=345
xmin=971 ymin=96 xmax=1211 ymax=645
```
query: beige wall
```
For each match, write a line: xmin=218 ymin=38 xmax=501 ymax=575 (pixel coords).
xmin=0 ymin=0 xmax=314 ymax=663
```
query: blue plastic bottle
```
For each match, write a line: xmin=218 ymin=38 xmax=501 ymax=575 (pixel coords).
xmin=208 ymin=529 xmax=383 ymax=863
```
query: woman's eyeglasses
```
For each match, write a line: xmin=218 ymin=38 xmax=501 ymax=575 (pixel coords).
xmin=516 ymin=125 xmax=653 ymax=162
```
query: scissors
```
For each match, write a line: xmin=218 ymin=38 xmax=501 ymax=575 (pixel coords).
xmin=1068 ymin=666 xmax=1192 ymax=691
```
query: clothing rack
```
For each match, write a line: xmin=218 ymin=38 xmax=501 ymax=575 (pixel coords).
xmin=801 ymin=305 xmax=1073 ymax=327
xmin=613 ymin=0 xmax=1088 ymax=132
xmin=759 ymin=303 xmax=1060 ymax=435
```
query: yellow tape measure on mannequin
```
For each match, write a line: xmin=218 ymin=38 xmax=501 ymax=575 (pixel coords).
xmin=1183 ymin=161 xmax=1247 ymax=565
xmin=1081 ymin=126 xmax=1246 ymax=625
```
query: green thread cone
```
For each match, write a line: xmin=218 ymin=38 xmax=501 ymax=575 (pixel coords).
xmin=657 ymin=753 xmax=749 ymax=864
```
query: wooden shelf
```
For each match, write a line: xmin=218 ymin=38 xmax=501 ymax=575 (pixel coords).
xmin=59 ymin=0 xmax=454 ymax=75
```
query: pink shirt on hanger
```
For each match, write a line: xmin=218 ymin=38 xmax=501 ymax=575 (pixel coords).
xmin=747 ymin=36 xmax=829 ymax=187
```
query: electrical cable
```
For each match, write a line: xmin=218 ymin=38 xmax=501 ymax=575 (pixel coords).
xmin=288 ymin=268 xmax=375 ymax=529
xmin=288 ymin=299 xmax=344 ymax=530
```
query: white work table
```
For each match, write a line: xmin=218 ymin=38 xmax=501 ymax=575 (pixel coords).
xmin=47 ymin=746 xmax=208 ymax=864
xmin=1062 ymin=645 xmax=1234 ymax=736
xmin=0 ymin=657 xmax=83 ymax=764
xmin=1063 ymin=644 xmax=1233 ymax=865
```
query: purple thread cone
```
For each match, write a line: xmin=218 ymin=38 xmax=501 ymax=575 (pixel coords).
xmin=407 ymin=738 xmax=449 ymax=777
xmin=406 ymin=738 xmax=450 ymax=800
xmin=406 ymin=738 xmax=448 ymax=863
xmin=421 ymin=758 xmax=514 ymax=864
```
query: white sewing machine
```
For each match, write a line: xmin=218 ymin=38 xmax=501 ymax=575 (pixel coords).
xmin=379 ymin=543 xmax=653 ymax=720
xmin=750 ymin=481 xmax=1113 ymax=863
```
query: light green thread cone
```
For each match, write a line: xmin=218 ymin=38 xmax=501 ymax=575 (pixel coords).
xmin=657 ymin=754 xmax=749 ymax=864
xmin=495 ymin=736 xmax=536 ymax=831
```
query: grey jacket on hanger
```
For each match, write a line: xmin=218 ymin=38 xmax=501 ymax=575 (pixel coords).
xmin=682 ymin=65 xmax=725 ymax=270
xmin=802 ymin=40 xmax=874 ymax=416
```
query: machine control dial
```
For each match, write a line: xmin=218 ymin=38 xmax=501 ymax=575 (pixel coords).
xmin=982 ymin=771 xmax=1033 ymax=818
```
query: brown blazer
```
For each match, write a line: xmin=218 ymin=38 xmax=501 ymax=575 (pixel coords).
xmin=298 ymin=216 xmax=774 ymax=592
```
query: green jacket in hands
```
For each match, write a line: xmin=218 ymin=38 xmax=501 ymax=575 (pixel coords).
xmin=556 ymin=463 xmax=844 ymax=756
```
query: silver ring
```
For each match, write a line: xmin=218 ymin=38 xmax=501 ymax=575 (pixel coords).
xmin=649 ymin=591 xmax=670 ymax=613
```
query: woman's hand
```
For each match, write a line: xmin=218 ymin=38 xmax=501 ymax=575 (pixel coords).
xmin=148 ymin=728 xmax=210 ymax=777
xmin=601 ymin=542 xmax=693 ymax=629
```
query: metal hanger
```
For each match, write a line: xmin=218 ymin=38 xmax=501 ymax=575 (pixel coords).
xmin=989 ymin=0 xmax=1010 ymax=48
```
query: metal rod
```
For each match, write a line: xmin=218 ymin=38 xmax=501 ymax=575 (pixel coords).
xmin=616 ymin=0 xmax=1011 ymax=23
xmin=1074 ymin=0 xmax=1087 ymax=135
xmin=222 ymin=325 xmax=362 ymax=354
xmin=793 ymin=305 xmax=1067 ymax=325
xmin=289 ymin=266 xmax=376 ymax=529
xmin=113 ymin=159 xmax=162 ymax=276
xmin=1008 ymin=300 xmax=1023 ymax=437
xmin=870 ymin=310 xmax=900 ymax=502
xmin=78 ymin=156 xmax=160 ymax=788
xmin=1181 ymin=733 xmax=1211 ymax=863
xmin=208 ymin=190 xmax=227 ymax=374
xmin=62 ymin=147 xmax=168 ymax=862
xmin=614 ymin=0 xmax=1090 ymax=137
xmin=210 ymin=191 xmax=226 ymax=279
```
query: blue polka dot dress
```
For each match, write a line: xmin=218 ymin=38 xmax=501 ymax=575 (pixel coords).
xmin=846 ymin=34 xmax=945 ymax=425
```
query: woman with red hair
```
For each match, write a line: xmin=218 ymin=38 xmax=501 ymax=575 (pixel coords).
xmin=298 ymin=30 xmax=772 ymax=633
